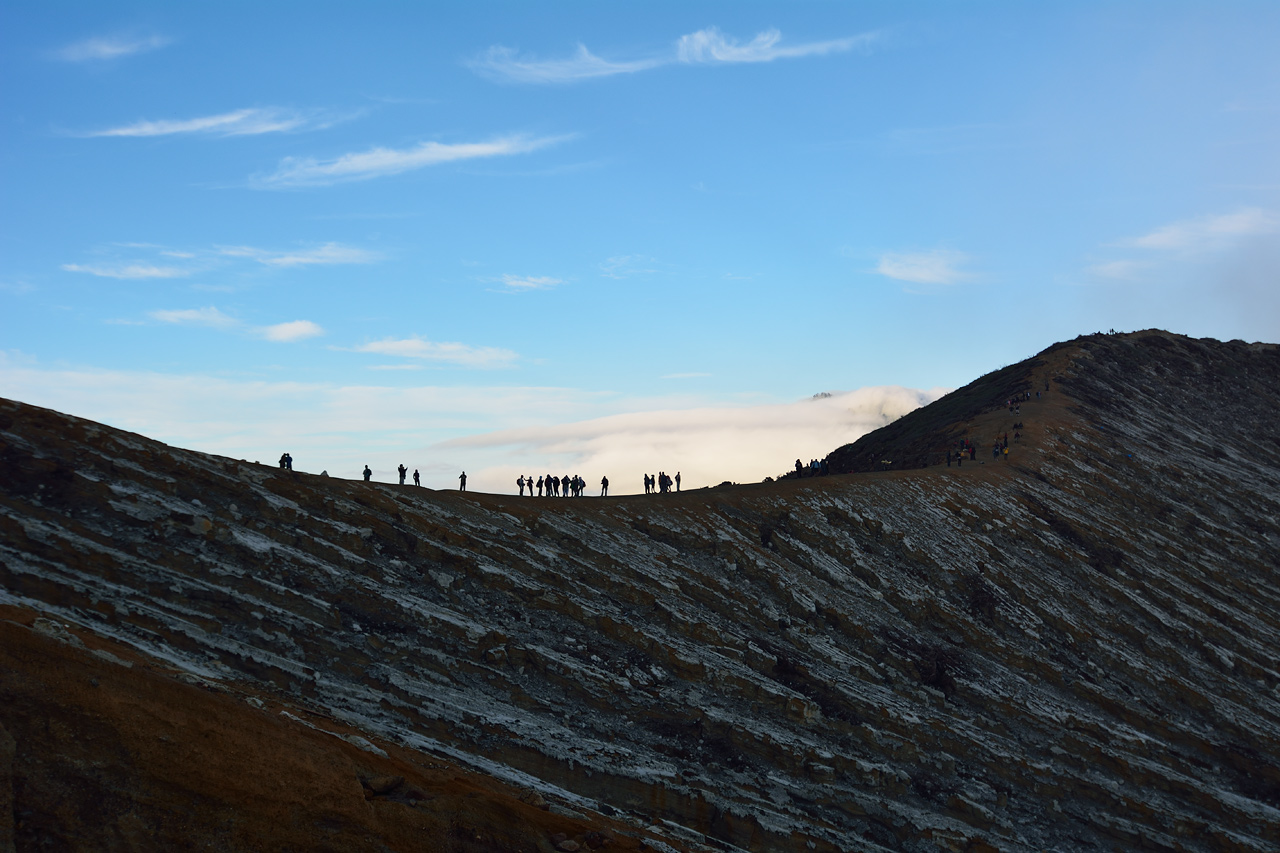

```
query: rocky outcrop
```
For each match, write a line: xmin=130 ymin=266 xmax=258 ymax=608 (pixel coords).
xmin=2 ymin=330 xmax=1279 ymax=851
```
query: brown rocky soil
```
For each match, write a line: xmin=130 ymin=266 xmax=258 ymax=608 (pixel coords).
xmin=2 ymin=329 xmax=1279 ymax=851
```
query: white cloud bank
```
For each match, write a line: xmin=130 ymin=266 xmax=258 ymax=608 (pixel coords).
xmin=445 ymin=386 xmax=946 ymax=493
xmin=471 ymin=26 xmax=879 ymax=84
xmin=216 ymin=243 xmax=380 ymax=267
xmin=497 ymin=274 xmax=561 ymax=292
xmin=0 ymin=356 xmax=943 ymax=494
xmin=255 ymin=134 xmax=569 ymax=188
xmin=53 ymin=34 xmax=170 ymax=62
xmin=875 ymin=250 xmax=970 ymax=285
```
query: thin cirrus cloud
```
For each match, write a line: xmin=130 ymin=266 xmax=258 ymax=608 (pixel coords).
xmin=254 ymin=134 xmax=570 ymax=188
xmin=81 ymin=107 xmax=337 ymax=138
xmin=349 ymin=336 xmax=519 ymax=369
xmin=217 ymin=243 xmax=381 ymax=267
xmin=470 ymin=26 xmax=879 ymax=84
xmin=875 ymin=250 xmax=971 ymax=285
xmin=497 ymin=274 xmax=561 ymax=292
xmin=148 ymin=307 xmax=324 ymax=342
xmin=1118 ymin=208 xmax=1279 ymax=251
xmin=61 ymin=263 xmax=190 ymax=280
xmin=53 ymin=34 xmax=170 ymax=62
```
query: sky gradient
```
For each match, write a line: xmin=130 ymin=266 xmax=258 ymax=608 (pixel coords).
xmin=3 ymin=2 xmax=1279 ymax=491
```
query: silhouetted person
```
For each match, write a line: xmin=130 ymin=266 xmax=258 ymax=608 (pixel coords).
xmin=279 ymin=453 xmax=289 ymax=469
xmin=398 ymin=464 xmax=407 ymax=485
xmin=413 ymin=469 xmax=420 ymax=486
xmin=675 ymin=471 xmax=681 ymax=492
xmin=363 ymin=465 xmax=372 ymax=482
xmin=537 ymin=475 xmax=544 ymax=496
xmin=600 ymin=475 xmax=609 ymax=496
xmin=517 ymin=475 xmax=525 ymax=496
xmin=458 ymin=471 xmax=467 ymax=491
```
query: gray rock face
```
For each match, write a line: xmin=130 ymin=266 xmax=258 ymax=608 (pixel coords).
xmin=2 ymin=330 xmax=1279 ymax=852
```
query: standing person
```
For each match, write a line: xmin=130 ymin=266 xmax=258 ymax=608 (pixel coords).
xmin=363 ymin=465 xmax=372 ymax=482
xmin=600 ymin=475 xmax=609 ymax=496
xmin=279 ymin=453 xmax=289 ymax=469
xmin=517 ymin=475 xmax=525 ymax=496
xmin=536 ymin=475 xmax=544 ymax=497
xmin=413 ymin=469 xmax=420 ymax=486
xmin=458 ymin=471 xmax=467 ymax=491
xmin=398 ymin=464 xmax=407 ymax=485
xmin=675 ymin=471 xmax=681 ymax=492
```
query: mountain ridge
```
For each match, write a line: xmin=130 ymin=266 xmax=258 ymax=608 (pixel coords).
xmin=2 ymin=329 xmax=1279 ymax=852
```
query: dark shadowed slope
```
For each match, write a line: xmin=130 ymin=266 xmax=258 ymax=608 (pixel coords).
xmin=2 ymin=330 xmax=1279 ymax=852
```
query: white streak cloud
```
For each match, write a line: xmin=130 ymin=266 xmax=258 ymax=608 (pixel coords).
xmin=875 ymin=250 xmax=970 ymax=285
xmin=469 ymin=45 xmax=663 ymax=83
xmin=676 ymin=27 xmax=877 ymax=64
xmin=83 ymin=107 xmax=322 ymax=138
xmin=470 ymin=27 xmax=878 ymax=84
xmin=54 ymin=34 xmax=170 ymax=62
xmin=1086 ymin=260 xmax=1149 ymax=280
xmin=350 ymin=337 xmax=518 ymax=369
xmin=255 ymin=134 xmax=568 ymax=188
xmin=61 ymin=263 xmax=190 ymax=280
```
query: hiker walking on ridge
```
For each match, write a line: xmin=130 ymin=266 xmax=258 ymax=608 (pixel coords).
xmin=398 ymin=464 xmax=407 ymax=485
xmin=601 ymin=475 xmax=609 ymax=497
xmin=458 ymin=471 xmax=467 ymax=492
xmin=363 ymin=465 xmax=372 ymax=482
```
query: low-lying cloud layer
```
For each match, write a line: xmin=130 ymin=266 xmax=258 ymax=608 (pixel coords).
xmin=0 ymin=355 xmax=943 ymax=494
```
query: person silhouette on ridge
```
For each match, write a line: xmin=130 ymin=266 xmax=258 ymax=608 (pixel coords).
xmin=413 ymin=469 xmax=420 ymax=486
xmin=398 ymin=464 xmax=407 ymax=485
xmin=458 ymin=471 xmax=467 ymax=491
xmin=363 ymin=465 xmax=372 ymax=482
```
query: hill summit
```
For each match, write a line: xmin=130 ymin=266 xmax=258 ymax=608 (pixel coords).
xmin=2 ymin=329 xmax=1279 ymax=852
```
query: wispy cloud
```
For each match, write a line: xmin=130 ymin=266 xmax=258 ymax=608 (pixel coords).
xmin=349 ymin=336 xmax=518 ymax=369
xmin=662 ymin=372 xmax=711 ymax=379
xmin=875 ymin=250 xmax=970 ymax=285
xmin=470 ymin=26 xmax=878 ymax=84
xmin=254 ymin=134 xmax=569 ymax=188
xmin=469 ymin=45 xmax=663 ymax=84
xmin=258 ymin=320 xmax=325 ymax=342
xmin=53 ymin=34 xmax=170 ymax=62
xmin=676 ymin=27 xmax=878 ymax=64
xmin=61 ymin=263 xmax=190 ymax=280
xmin=217 ymin=243 xmax=381 ymax=267
xmin=599 ymin=255 xmax=658 ymax=279
xmin=149 ymin=306 xmax=324 ymax=342
xmin=1086 ymin=260 xmax=1150 ymax=280
xmin=149 ymin=306 xmax=238 ymax=329
xmin=82 ymin=107 xmax=340 ymax=138
xmin=1119 ymin=208 xmax=1280 ymax=251
xmin=495 ymin=274 xmax=561 ymax=292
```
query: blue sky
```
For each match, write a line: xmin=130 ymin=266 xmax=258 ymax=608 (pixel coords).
xmin=3 ymin=2 xmax=1278 ymax=491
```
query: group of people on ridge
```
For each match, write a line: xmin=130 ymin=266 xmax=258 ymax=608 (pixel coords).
xmin=516 ymin=474 xmax=603 ymax=497
xmin=644 ymin=472 xmax=679 ymax=493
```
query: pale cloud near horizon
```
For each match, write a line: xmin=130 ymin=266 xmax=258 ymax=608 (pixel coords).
xmin=53 ymin=34 xmax=170 ymax=62
xmin=81 ymin=107 xmax=340 ymax=138
xmin=875 ymin=250 xmax=970 ymax=285
xmin=61 ymin=262 xmax=190 ymax=280
xmin=0 ymin=352 xmax=942 ymax=493
xmin=599 ymin=255 xmax=658 ymax=279
xmin=445 ymin=385 xmax=945 ymax=492
xmin=254 ymin=134 xmax=569 ymax=188
xmin=1120 ymin=208 xmax=1279 ymax=251
xmin=1086 ymin=260 xmax=1150 ymax=280
xmin=349 ymin=337 xmax=519 ymax=369
xmin=471 ymin=26 xmax=878 ymax=84
xmin=149 ymin=306 xmax=324 ymax=342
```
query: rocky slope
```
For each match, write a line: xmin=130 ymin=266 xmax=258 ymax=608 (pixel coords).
xmin=2 ymin=330 xmax=1279 ymax=852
